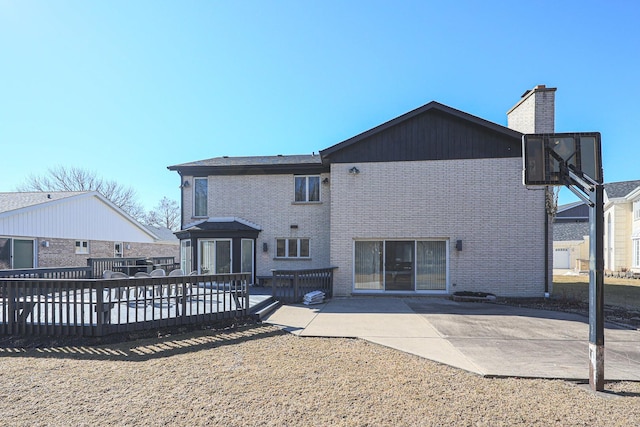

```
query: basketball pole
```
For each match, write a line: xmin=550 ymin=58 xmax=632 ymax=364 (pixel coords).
xmin=588 ymin=182 xmax=605 ymax=391
xmin=523 ymin=132 xmax=604 ymax=391
xmin=566 ymin=171 xmax=605 ymax=392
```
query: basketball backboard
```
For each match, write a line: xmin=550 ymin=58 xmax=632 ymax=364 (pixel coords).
xmin=523 ymin=132 xmax=602 ymax=186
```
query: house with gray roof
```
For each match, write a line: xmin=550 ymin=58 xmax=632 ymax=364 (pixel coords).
xmin=553 ymin=201 xmax=589 ymax=271
xmin=169 ymin=85 xmax=555 ymax=297
xmin=0 ymin=191 xmax=178 ymax=269
xmin=602 ymin=180 xmax=640 ymax=274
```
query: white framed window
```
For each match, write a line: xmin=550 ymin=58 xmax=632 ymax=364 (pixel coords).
xmin=198 ymin=239 xmax=232 ymax=274
xmin=634 ymin=201 xmax=640 ymax=221
xmin=276 ymin=238 xmax=310 ymax=259
xmin=294 ymin=176 xmax=320 ymax=202
xmin=75 ymin=240 xmax=89 ymax=254
xmin=634 ymin=239 xmax=640 ymax=268
xmin=194 ymin=177 xmax=208 ymax=217
xmin=114 ymin=242 xmax=123 ymax=258
xmin=180 ymin=240 xmax=192 ymax=274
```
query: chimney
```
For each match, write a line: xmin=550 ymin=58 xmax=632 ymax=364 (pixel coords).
xmin=507 ymin=84 xmax=557 ymax=134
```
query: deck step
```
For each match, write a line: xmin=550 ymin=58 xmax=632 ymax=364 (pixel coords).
xmin=251 ymin=298 xmax=281 ymax=320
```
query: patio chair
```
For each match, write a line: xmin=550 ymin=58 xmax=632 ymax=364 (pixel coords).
xmin=168 ymin=269 xmax=184 ymax=276
xmin=146 ymin=268 xmax=165 ymax=297
xmin=102 ymin=270 xmax=114 ymax=279
xmin=134 ymin=272 xmax=152 ymax=278
xmin=107 ymin=271 xmax=131 ymax=299
xmin=110 ymin=272 xmax=129 ymax=279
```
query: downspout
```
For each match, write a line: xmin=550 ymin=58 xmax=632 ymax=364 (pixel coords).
xmin=179 ymin=171 xmax=185 ymax=229
xmin=544 ymin=186 xmax=557 ymax=298
xmin=545 ymin=206 xmax=549 ymax=297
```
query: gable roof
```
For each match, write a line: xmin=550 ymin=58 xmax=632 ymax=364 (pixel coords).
xmin=555 ymin=201 xmax=589 ymax=222
xmin=0 ymin=191 xmax=159 ymax=241
xmin=0 ymin=191 xmax=87 ymax=213
xmin=320 ymin=101 xmax=523 ymax=163
xmin=604 ymin=180 xmax=640 ymax=199
xmin=168 ymin=154 xmax=327 ymax=176
xmin=169 ymin=100 xmax=524 ymax=176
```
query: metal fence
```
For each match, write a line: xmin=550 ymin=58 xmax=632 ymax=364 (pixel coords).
xmin=272 ymin=267 xmax=336 ymax=304
xmin=87 ymin=257 xmax=178 ymax=278
xmin=0 ymin=273 xmax=249 ymax=337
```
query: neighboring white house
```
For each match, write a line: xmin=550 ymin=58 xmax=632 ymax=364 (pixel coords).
xmin=553 ymin=201 xmax=589 ymax=273
xmin=553 ymin=181 xmax=640 ymax=276
xmin=169 ymin=85 xmax=556 ymax=297
xmin=602 ymin=180 xmax=640 ymax=275
xmin=0 ymin=191 xmax=178 ymax=269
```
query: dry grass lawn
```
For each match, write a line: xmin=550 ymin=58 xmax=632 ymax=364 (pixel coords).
xmin=2 ymin=323 xmax=640 ymax=426
xmin=553 ymin=274 xmax=640 ymax=311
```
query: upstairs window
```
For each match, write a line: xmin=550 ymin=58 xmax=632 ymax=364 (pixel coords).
xmin=114 ymin=242 xmax=123 ymax=258
xmin=194 ymin=177 xmax=208 ymax=217
xmin=634 ymin=201 xmax=640 ymax=221
xmin=294 ymin=176 xmax=320 ymax=202
xmin=75 ymin=240 xmax=89 ymax=254
xmin=276 ymin=238 xmax=310 ymax=259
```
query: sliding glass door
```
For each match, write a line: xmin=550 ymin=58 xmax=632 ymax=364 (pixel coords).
xmin=0 ymin=238 xmax=35 ymax=269
xmin=354 ymin=240 xmax=447 ymax=292
xmin=355 ymin=241 xmax=383 ymax=290
xmin=385 ymin=241 xmax=414 ymax=291
xmin=416 ymin=241 xmax=447 ymax=290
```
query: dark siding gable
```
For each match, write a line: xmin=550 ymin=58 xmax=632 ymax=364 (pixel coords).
xmin=321 ymin=107 xmax=522 ymax=164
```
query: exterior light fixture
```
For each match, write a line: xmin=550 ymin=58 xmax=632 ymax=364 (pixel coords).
xmin=348 ymin=167 xmax=360 ymax=174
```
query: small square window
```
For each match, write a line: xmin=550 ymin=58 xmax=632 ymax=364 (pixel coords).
xmin=294 ymin=176 xmax=320 ymax=202
xmin=75 ymin=240 xmax=89 ymax=255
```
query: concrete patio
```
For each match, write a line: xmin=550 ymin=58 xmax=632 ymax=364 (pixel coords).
xmin=264 ymin=296 xmax=640 ymax=381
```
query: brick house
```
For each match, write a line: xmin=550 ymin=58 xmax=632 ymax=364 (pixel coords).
xmin=0 ymin=191 xmax=179 ymax=269
xmin=169 ymin=85 xmax=555 ymax=297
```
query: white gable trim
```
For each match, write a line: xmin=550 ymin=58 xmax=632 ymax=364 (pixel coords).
xmin=0 ymin=191 xmax=158 ymax=241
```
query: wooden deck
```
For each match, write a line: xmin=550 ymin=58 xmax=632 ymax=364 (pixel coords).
xmin=0 ymin=274 xmax=264 ymax=337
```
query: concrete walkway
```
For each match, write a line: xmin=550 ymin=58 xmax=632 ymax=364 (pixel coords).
xmin=264 ymin=297 xmax=640 ymax=381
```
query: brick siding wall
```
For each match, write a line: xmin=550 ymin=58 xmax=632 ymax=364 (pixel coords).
xmin=37 ymin=238 xmax=178 ymax=268
xmin=507 ymin=86 xmax=556 ymax=134
xmin=329 ymin=158 xmax=547 ymax=297
xmin=181 ymin=173 xmax=331 ymax=277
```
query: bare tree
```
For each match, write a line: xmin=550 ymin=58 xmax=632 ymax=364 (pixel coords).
xmin=17 ymin=166 xmax=146 ymax=221
xmin=144 ymin=197 xmax=180 ymax=231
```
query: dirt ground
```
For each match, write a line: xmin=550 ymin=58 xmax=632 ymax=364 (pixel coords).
xmin=1 ymin=322 xmax=640 ymax=427
xmin=2 ymin=276 xmax=640 ymax=426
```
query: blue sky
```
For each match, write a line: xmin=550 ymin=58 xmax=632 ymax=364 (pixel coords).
xmin=1 ymin=1 xmax=638 ymax=209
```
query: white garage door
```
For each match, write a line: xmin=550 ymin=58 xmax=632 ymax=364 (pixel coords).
xmin=554 ymin=248 xmax=571 ymax=269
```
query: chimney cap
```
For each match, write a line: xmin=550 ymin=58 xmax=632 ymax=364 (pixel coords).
xmin=521 ymin=84 xmax=556 ymax=98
